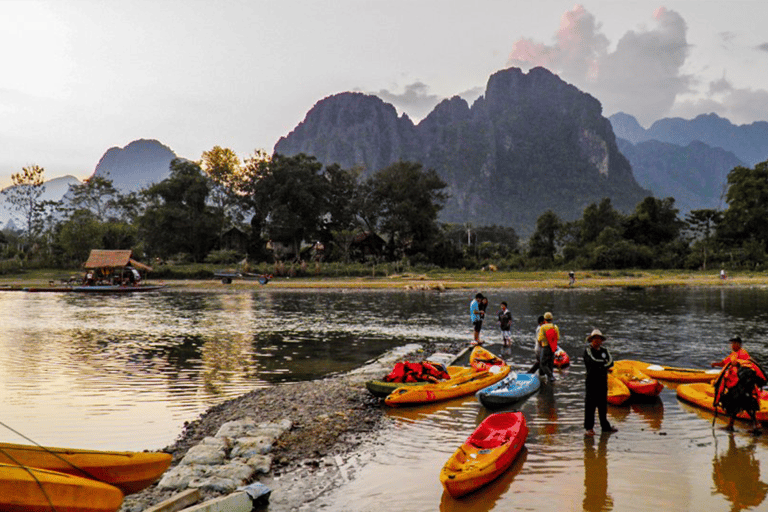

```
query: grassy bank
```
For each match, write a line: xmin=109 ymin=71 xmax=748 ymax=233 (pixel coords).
xmin=2 ymin=267 xmax=768 ymax=291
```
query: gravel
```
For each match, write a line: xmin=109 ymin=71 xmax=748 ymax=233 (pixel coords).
xmin=120 ymin=340 xmax=467 ymax=511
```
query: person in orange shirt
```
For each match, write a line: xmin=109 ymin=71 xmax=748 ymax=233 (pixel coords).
xmin=711 ymin=336 xmax=764 ymax=432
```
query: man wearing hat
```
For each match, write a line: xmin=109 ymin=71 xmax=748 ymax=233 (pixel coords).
xmin=711 ymin=336 xmax=750 ymax=369
xmin=711 ymin=336 xmax=764 ymax=432
xmin=583 ymin=329 xmax=618 ymax=436
xmin=537 ymin=311 xmax=558 ymax=382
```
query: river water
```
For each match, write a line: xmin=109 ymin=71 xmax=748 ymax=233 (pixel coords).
xmin=2 ymin=285 xmax=768 ymax=511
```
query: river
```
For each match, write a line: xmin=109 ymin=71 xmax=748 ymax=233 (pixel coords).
xmin=1 ymin=285 xmax=768 ymax=511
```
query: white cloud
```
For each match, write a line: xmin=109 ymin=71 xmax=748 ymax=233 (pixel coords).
xmin=375 ymin=82 xmax=445 ymax=121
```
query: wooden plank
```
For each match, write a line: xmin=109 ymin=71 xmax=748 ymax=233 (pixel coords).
xmin=180 ymin=492 xmax=253 ymax=512
xmin=143 ymin=489 xmax=201 ymax=512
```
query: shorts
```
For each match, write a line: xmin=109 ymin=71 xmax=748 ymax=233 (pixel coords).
xmin=473 ymin=320 xmax=483 ymax=333
xmin=501 ymin=330 xmax=511 ymax=341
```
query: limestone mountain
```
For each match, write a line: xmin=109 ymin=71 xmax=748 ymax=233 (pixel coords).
xmin=92 ymin=139 xmax=177 ymax=193
xmin=0 ymin=174 xmax=80 ymax=229
xmin=610 ymin=112 xmax=768 ymax=167
xmin=275 ymin=66 xmax=650 ymax=235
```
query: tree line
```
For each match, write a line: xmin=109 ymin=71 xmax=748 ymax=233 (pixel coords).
xmin=1 ymin=149 xmax=768 ymax=273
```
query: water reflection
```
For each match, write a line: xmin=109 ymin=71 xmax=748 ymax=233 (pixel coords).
xmin=583 ymin=434 xmax=613 ymax=512
xmin=712 ymin=436 xmax=768 ymax=511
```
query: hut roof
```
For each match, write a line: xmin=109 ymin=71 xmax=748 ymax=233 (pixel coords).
xmin=83 ymin=249 xmax=153 ymax=271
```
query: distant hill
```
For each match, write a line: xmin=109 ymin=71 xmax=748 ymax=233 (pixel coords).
xmin=92 ymin=139 xmax=177 ymax=193
xmin=616 ymin=139 xmax=743 ymax=213
xmin=610 ymin=112 xmax=768 ymax=167
xmin=0 ymin=174 xmax=81 ymax=229
xmin=276 ymin=66 xmax=650 ymax=236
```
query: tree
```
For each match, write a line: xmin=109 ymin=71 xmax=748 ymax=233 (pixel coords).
xmin=581 ymin=198 xmax=623 ymax=244
xmin=2 ymin=165 xmax=46 ymax=240
xmin=720 ymin=161 xmax=768 ymax=246
xmin=528 ymin=210 xmax=562 ymax=261
xmin=137 ymin=159 xmax=221 ymax=261
xmin=201 ymin=146 xmax=246 ymax=228
xmin=623 ymin=197 xmax=683 ymax=247
xmin=65 ymin=176 xmax=121 ymax=221
xmin=365 ymin=161 xmax=448 ymax=258
xmin=246 ymin=153 xmax=329 ymax=259
xmin=685 ymin=209 xmax=723 ymax=270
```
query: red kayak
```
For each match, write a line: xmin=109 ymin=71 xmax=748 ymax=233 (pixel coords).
xmin=611 ymin=360 xmax=663 ymax=398
xmin=553 ymin=348 xmax=570 ymax=369
xmin=440 ymin=412 xmax=528 ymax=498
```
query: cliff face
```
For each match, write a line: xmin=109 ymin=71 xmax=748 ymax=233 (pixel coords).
xmin=275 ymin=67 xmax=650 ymax=235
xmin=93 ymin=139 xmax=177 ymax=193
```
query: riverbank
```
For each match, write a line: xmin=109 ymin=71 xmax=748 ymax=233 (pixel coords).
xmin=119 ymin=339 xmax=468 ymax=512
xmin=2 ymin=268 xmax=766 ymax=292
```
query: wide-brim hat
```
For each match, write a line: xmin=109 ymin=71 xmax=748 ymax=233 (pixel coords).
xmin=729 ymin=336 xmax=742 ymax=344
xmin=587 ymin=329 xmax=606 ymax=342
xmin=544 ymin=312 xmax=553 ymax=320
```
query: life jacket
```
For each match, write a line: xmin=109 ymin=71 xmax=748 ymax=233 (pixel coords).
xmin=714 ymin=359 xmax=768 ymax=417
xmin=541 ymin=324 xmax=558 ymax=351
xmin=383 ymin=361 xmax=450 ymax=383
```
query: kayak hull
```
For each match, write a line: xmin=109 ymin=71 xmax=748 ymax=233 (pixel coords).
xmin=607 ymin=374 xmax=631 ymax=405
xmin=476 ymin=373 xmax=540 ymax=408
xmin=622 ymin=360 xmax=720 ymax=383
xmin=385 ymin=365 xmax=511 ymax=406
xmin=0 ymin=443 xmax=171 ymax=495
xmin=0 ymin=463 xmax=124 ymax=512
xmin=440 ymin=412 xmax=528 ymax=498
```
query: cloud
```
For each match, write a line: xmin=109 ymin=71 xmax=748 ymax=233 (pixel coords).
xmin=376 ymin=81 xmax=444 ymax=121
xmin=674 ymin=77 xmax=768 ymax=126
xmin=507 ymin=5 xmax=693 ymax=125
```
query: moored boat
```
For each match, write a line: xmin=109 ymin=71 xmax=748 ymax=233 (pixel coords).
xmin=440 ymin=411 xmax=528 ymax=498
xmin=676 ymin=383 xmax=768 ymax=423
xmin=476 ymin=372 xmax=540 ymax=408
xmin=622 ymin=360 xmax=720 ymax=383
xmin=469 ymin=345 xmax=505 ymax=370
xmin=0 ymin=443 xmax=171 ymax=495
xmin=611 ymin=360 xmax=663 ymax=397
xmin=0 ymin=463 xmax=124 ymax=512
xmin=607 ymin=374 xmax=631 ymax=405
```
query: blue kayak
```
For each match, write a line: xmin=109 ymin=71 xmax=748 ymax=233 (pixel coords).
xmin=476 ymin=372 xmax=540 ymax=408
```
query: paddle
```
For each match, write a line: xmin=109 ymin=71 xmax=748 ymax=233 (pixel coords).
xmin=645 ymin=364 xmax=719 ymax=374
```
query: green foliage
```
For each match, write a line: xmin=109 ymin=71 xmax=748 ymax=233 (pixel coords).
xmin=2 ymin=165 xmax=46 ymax=241
xmin=204 ymin=249 xmax=244 ymax=264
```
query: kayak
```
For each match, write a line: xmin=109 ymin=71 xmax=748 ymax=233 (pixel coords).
xmin=622 ymin=360 xmax=720 ymax=383
xmin=385 ymin=365 xmax=511 ymax=406
xmin=0 ymin=443 xmax=171 ymax=495
xmin=0 ymin=463 xmax=124 ymax=512
xmin=440 ymin=411 xmax=528 ymax=498
xmin=611 ymin=360 xmax=664 ymax=397
xmin=676 ymin=383 xmax=768 ymax=422
xmin=553 ymin=348 xmax=570 ymax=369
xmin=469 ymin=345 xmax=505 ymax=371
xmin=607 ymin=374 xmax=631 ymax=405
xmin=476 ymin=373 xmax=540 ymax=408
xmin=365 ymin=366 xmax=473 ymax=398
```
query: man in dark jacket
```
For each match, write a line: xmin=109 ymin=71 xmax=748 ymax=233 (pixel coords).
xmin=583 ymin=329 xmax=619 ymax=436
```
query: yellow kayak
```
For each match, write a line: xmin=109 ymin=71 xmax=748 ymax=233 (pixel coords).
xmin=677 ymin=383 xmax=768 ymax=422
xmin=611 ymin=360 xmax=664 ymax=397
xmin=0 ymin=443 xmax=171 ymax=495
xmin=385 ymin=365 xmax=511 ymax=406
xmin=365 ymin=366 xmax=473 ymax=398
xmin=0 ymin=463 xmax=124 ymax=512
xmin=607 ymin=374 xmax=631 ymax=405
xmin=622 ymin=360 xmax=720 ymax=383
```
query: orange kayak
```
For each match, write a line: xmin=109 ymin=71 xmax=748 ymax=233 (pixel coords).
xmin=677 ymin=383 xmax=768 ymax=422
xmin=0 ymin=443 xmax=171 ymax=495
xmin=611 ymin=360 xmax=663 ymax=397
xmin=0 ymin=463 xmax=124 ymax=512
xmin=553 ymin=348 xmax=570 ymax=369
xmin=440 ymin=412 xmax=528 ymax=498
xmin=385 ymin=365 xmax=511 ymax=406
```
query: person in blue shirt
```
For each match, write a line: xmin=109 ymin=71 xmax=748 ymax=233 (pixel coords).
xmin=470 ymin=292 xmax=485 ymax=345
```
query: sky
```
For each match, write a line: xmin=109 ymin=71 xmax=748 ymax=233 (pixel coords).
xmin=1 ymin=0 xmax=767 ymax=188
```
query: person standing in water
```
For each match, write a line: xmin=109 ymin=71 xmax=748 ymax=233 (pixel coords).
xmin=469 ymin=293 xmax=485 ymax=345
xmin=528 ymin=315 xmax=545 ymax=374
xmin=537 ymin=311 xmax=558 ymax=382
xmin=498 ymin=301 xmax=513 ymax=347
xmin=583 ymin=329 xmax=618 ymax=436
